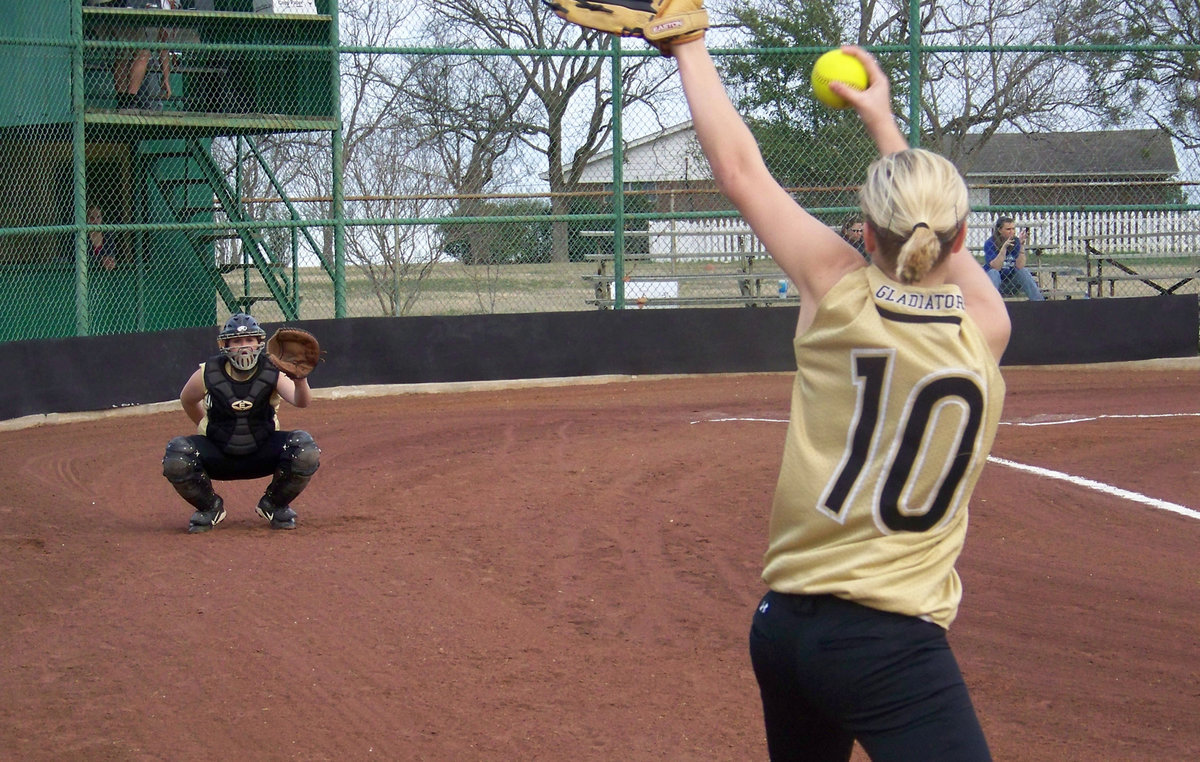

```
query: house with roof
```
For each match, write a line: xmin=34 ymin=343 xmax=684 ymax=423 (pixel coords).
xmin=568 ymin=122 xmax=1189 ymax=256
xmin=947 ymin=129 xmax=1181 ymax=207
xmin=574 ymin=121 xmax=1182 ymax=211
xmin=570 ymin=121 xmax=724 ymax=217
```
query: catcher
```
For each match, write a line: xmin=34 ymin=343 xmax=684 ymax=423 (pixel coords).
xmin=161 ymin=313 xmax=322 ymax=533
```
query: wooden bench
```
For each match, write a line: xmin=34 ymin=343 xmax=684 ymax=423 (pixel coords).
xmin=1076 ymin=271 xmax=1199 ymax=297
xmin=580 ymin=228 xmax=787 ymax=307
xmin=1025 ymin=264 xmax=1087 ymax=299
xmin=582 ymin=271 xmax=782 ymax=288
xmin=1073 ymin=231 xmax=1200 ymax=297
xmin=586 ymin=294 xmax=798 ymax=309
xmin=1082 ymin=259 xmax=1198 ymax=297
xmin=584 ymin=270 xmax=792 ymax=308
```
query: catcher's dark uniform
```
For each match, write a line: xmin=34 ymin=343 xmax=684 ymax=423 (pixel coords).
xmin=162 ymin=353 xmax=319 ymax=531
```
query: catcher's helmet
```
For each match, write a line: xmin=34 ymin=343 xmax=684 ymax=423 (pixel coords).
xmin=218 ymin=312 xmax=266 ymax=371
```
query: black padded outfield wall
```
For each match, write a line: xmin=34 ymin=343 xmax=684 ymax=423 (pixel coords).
xmin=1 ymin=295 xmax=1196 ymax=422
xmin=999 ymin=295 xmax=1198 ymax=365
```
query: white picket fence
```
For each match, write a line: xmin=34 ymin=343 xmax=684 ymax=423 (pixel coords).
xmin=649 ymin=211 xmax=1200 ymax=258
xmin=965 ymin=210 xmax=1200 ymax=254
xmin=647 ymin=219 xmax=765 ymax=260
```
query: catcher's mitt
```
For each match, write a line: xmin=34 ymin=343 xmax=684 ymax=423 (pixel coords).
xmin=545 ymin=0 xmax=708 ymax=56
xmin=266 ymin=327 xmax=322 ymax=380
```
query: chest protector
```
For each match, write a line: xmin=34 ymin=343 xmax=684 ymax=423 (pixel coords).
xmin=202 ymin=354 xmax=280 ymax=456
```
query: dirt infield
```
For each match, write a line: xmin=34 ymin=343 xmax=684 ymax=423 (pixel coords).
xmin=2 ymin=364 xmax=1197 ymax=761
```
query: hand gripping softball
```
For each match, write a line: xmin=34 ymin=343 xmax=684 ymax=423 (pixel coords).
xmin=545 ymin=0 xmax=708 ymax=55
xmin=266 ymin=327 xmax=322 ymax=380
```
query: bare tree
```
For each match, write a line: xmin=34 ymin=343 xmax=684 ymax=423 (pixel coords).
xmin=917 ymin=0 xmax=1110 ymax=166
xmin=332 ymin=1 xmax=456 ymax=315
xmin=341 ymin=116 xmax=453 ymax=315
xmin=399 ymin=17 xmax=537 ymax=309
xmin=1078 ymin=0 xmax=1200 ymax=150
xmin=723 ymin=0 xmax=1117 ymax=169
xmin=423 ymin=0 xmax=677 ymax=262
xmin=234 ymin=0 xmax=462 ymax=316
xmin=205 ymin=1 xmax=441 ymax=316
xmin=405 ymin=52 xmax=531 ymax=266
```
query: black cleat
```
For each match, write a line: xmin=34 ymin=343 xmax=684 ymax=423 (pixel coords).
xmin=270 ymin=506 xmax=297 ymax=530
xmin=256 ymin=500 xmax=297 ymax=530
xmin=188 ymin=503 xmax=226 ymax=534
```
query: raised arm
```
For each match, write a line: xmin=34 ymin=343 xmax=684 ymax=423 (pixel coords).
xmin=1013 ymin=237 xmax=1028 ymax=269
xmin=275 ymin=374 xmax=312 ymax=409
xmin=672 ymin=41 xmax=906 ymax=312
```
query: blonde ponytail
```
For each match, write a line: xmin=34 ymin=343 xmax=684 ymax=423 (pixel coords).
xmin=859 ymin=149 xmax=968 ymax=284
xmin=896 ymin=225 xmax=942 ymax=284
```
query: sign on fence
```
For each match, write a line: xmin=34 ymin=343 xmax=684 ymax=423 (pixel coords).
xmin=625 ymin=280 xmax=678 ymax=308
xmin=254 ymin=0 xmax=317 ymax=14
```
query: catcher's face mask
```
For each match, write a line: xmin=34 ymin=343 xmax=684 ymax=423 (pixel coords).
xmin=222 ymin=336 xmax=264 ymax=371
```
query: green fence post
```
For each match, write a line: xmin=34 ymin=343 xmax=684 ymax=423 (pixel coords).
xmin=908 ymin=0 xmax=921 ymax=146
xmin=611 ymin=35 xmax=625 ymax=309
xmin=71 ymin=0 xmax=89 ymax=335
xmin=331 ymin=0 xmax=345 ymax=318
xmin=236 ymin=136 xmax=247 ymax=305
xmin=134 ymin=150 xmax=146 ymax=331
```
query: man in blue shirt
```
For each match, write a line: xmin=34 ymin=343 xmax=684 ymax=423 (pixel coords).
xmin=983 ymin=217 xmax=1044 ymax=300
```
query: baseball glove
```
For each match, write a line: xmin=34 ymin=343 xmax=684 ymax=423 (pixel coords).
xmin=266 ymin=327 xmax=322 ymax=380
xmin=545 ymin=0 xmax=708 ymax=56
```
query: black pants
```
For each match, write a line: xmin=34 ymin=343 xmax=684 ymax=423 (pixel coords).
xmin=185 ymin=431 xmax=292 ymax=481
xmin=749 ymin=591 xmax=992 ymax=762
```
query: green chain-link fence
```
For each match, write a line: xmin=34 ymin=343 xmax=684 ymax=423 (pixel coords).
xmin=2 ymin=0 xmax=1198 ymax=340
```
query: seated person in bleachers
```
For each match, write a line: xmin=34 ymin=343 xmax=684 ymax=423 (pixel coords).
xmin=840 ymin=214 xmax=869 ymax=262
xmin=983 ymin=216 xmax=1044 ymax=301
xmin=87 ymin=204 xmax=117 ymax=270
xmin=89 ymin=0 xmax=177 ymax=110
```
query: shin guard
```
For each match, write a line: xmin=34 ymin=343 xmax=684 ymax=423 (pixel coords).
xmin=259 ymin=430 xmax=320 ymax=511
xmin=162 ymin=436 xmax=221 ymax=512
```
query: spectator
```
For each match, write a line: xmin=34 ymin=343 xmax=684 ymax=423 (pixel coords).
xmin=983 ymin=216 xmax=1044 ymax=300
xmin=840 ymin=215 xmax=868 ymax=261
xmin=86 ymin=204 xmax=117 ymax=271
xmin=106 ymin=0 xmax=177 ymax=111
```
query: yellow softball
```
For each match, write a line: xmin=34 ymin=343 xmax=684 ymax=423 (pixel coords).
xmin=810 ymin=49 xmax=869 ymax=109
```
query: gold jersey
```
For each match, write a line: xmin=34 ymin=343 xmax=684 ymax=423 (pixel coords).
xmin=762 ymin=266 xmax=1005 ymax=629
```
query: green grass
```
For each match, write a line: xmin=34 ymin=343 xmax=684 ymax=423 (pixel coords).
xmin=217 ymin=251 xmax=1199 ymax=324
xmin=225 ymin=261 xmax=605 ymax=322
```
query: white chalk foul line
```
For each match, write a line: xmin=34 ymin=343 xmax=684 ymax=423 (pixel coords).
xmin=689 ymin=417 xmax=789 ymax=425
xmin=697 ymin=413 xmax=1200 ymax=428
xmin=987 ymin=457 xmax=1200 ymax=521
xmin=1002 ymin=412 xmax=1200 ymax=427
xmin=689 ymin=416 xmax=1199 ymax=521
